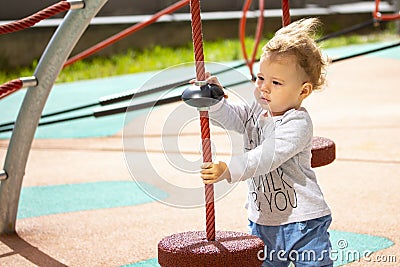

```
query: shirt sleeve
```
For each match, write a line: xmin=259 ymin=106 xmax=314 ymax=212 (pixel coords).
xmin=208 ymin=98 xmax=252 ymax=134
xmin=228 ymin=109 xmax=313 ymax=183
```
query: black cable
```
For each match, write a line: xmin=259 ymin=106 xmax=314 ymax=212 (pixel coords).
xmin=316 ymin=19 xmax=379 ymax=43
xmin=1 ymin=21 xmax=397 ymax=133
xmin=0 ymin=80 xmax=251 ymax=133
xmin=2 ymin=39 xmax=400 ymax=134
xmin=98 ymin=80 xmax=189 ymax=106
xmin=0 ymin=103 xmax=98 ymax=130
xmin=0 ymin=65 xmax=244 ymax=131
xmin=1 ymin=37 xmax=398 ymax=134
xmin=1 ymin=16 xmax=363 ymax=130
xmin=0 ymin=95 xmax=184 ymax=133
xmin=2 ymin=40 xmax=399 ymax=134
xmin=0 ymin=114 xmax=93 ymax=133
xmin=332 ymin=41 xmax=400 ymax=63
xmin=0 ymin=64 xmax=244 ymax=130
xmin=0 ymin=80 xmax=190 ymax=130
xmin=94 ymin=94 xmax=183 ymax=117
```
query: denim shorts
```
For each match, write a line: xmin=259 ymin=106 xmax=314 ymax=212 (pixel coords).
xmin=249 ymin=215 xmax=333 ymax=267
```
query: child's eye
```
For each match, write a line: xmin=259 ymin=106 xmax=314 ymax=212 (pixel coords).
xmin=272 ymin=80 xmax=282 ymax=86
xmin=257 ymin=76 xmax=264 ymax=81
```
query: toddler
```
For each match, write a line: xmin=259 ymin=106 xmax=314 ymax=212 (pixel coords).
xmin=201 ymin=18 xmax=333 ymax=266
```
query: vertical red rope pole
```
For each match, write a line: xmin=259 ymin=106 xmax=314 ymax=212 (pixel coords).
xmin=190 ymin=0 xmax=206 ymax=81
xmin=190 ymin=0 xmax=215 ymax=241
xmin=200 ymin=111 xmax=215 ymax=241
xmin=281 ymin=0 xmax=291 ymax=26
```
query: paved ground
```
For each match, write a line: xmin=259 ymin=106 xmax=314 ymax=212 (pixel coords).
xmin=0 ymin=43 xmax=399 ymax=266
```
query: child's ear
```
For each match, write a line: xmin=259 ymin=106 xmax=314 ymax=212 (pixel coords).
xmin=300 ymin=82 xmax=313 ymax=100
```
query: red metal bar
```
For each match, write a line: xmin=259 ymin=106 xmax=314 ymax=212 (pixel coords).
xmin=239 ymin=0 xmax=265 ymax=79
xmin=239 ymin=0 xmax=253 ymax=76
xmin=64 ymin=0 xmax=190 ymax=68
xmin=373 ymin=0 xmax=400 ymax=21
xmin=251 ymin=0 xmax=265 ymax=68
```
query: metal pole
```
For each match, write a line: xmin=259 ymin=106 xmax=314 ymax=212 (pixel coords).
xmin=0 ymin=0 xmax=108 ymax=234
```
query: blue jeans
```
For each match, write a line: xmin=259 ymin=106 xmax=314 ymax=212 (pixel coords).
xmin=249 ymin=215 xmax=333 ymax=267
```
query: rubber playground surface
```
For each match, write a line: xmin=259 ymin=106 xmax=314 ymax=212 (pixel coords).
xmin=0 ymin=42 xmax=399 ymax=266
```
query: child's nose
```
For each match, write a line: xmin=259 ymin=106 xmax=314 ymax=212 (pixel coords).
xmin=257 ymin=80 xmax=268 ymax=92
xmin=261 ymin=83 xmax=270 ymax=94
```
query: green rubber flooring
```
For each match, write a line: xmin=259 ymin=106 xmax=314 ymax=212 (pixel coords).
xmin=18 ymin=181 xmax=169 ymax=219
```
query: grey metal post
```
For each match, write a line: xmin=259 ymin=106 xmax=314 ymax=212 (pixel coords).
xmin=0 ymin=0 xmax=108 ymax=234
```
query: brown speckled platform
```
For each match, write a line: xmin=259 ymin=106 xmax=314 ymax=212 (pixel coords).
xmin=311 ymin=136 xmax=336 ymax=168
xmin=158 ymin=231 xmax=264 ymax=267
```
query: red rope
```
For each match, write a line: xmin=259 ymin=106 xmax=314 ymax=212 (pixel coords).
xmin=190 ymin=0 xmax=215 ymax=241
xmin=281 ymin=0 xmax=291 ymax=26
xmin=189 ymin=0 xmax=206 ymax=81
xmin=200 ymin=111 xmax=215 ymax=241
xmin=0 ymin=79 xmax=23 ymax=100
xmin=239 ymin=0 xmax=265 ymax=80
xmin=373 ymin=0 xmax=400 ymax=21
xmin=64 ymin=0 xmax=190 ymax=68
xmin=0 ymin=1 xmax=71 ymax=35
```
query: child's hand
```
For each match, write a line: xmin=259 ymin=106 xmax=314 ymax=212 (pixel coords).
xmin=205 ymin=72 xmax=223 ymax=90
xmin=205 ymin=72 xmax=228 ymax=99
xmin=189 ymin=72 xmax=228 ymax=98
xmin=188 ymin=72 xmax=221 ymax=87
xmin=200 ymin=161 xmax=231 ymax=184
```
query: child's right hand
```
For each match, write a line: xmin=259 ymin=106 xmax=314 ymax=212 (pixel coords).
xmin=200 ymin=161 xmax=231 ymax=184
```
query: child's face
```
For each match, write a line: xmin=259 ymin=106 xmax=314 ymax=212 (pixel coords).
xmin=255 ymin=53 xmax=311 ymax=116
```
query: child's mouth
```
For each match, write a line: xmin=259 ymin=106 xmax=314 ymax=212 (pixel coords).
xmin=261 ymin=96 xmax=271 ymax=102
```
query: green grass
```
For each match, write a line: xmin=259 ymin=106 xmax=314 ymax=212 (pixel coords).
xmin=0 ymin=29 xmax=398 ymax=84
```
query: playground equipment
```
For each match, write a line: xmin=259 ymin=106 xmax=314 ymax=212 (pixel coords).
xmin=0 ymin=0 xmax=398 ymax=245
xmin=0 ymin=0 xmax=108 ymax=234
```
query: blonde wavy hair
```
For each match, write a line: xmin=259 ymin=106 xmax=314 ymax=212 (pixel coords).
xmin=262 ymin=18 xmax=328 ymax=91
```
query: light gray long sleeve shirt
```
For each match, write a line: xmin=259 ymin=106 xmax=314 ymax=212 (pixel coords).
xmin=209 ymin=99 xmax=331 ymax=226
